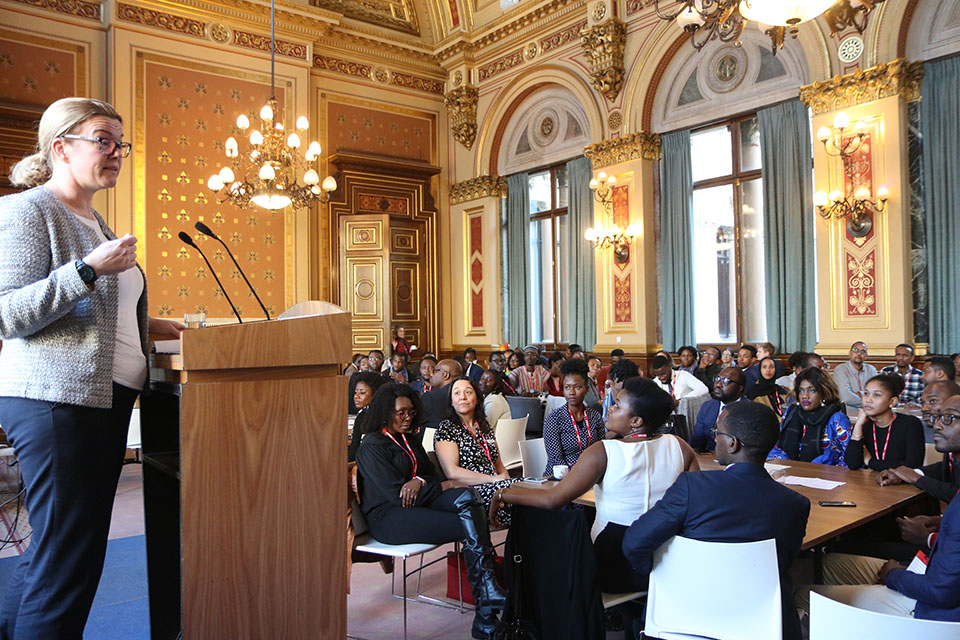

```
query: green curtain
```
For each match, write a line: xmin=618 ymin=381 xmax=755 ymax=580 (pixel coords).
xmin=758 ymin=99 xmax=817 ymax=352
xmin=505 ymin=172 xmax=530 ymax=348
xmin=659 ymin=130 xmax=695 ymax=348
xmin=922 ymin=57 xmax=960 ymax=354
xmin=564 ymin=156 xmax=597 ymax=351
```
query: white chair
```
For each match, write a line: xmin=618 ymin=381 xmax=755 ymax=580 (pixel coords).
xmin=495 ymin=416 xmax=528 ymax=471
xmin=518 ymin=437 xmax=547 ymax=478
xmin=124 ymin=406 xmax=142 ymax=464
xmin=544 ymin=394 xmax=567 ymax=417
xmin=421 ymin=427 xmax=437 ymax=454
xmin=644 ymin=536 xmax=782 ymax=640
xmin=810 ymin=591 xmax=960 ymax=639
xmin=924 ymin=442 xmax=940 ymax=466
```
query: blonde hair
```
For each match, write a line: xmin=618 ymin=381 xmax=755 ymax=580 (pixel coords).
xmin=10 ymin=97 xmax=122 ymax=188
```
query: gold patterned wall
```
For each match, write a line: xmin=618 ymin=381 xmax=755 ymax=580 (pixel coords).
xmin=0 ymin=30 xmax=83 ymax=107
xmin=137 ymin=53 xmax=288 ymax=321
xmin=325 ymin=98 xmax=435 ymax=162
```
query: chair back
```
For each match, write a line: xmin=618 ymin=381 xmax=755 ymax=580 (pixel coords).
xmin=809 ymin=592 xmax=960 ymax=639
xmin=645 ymin=536 xmax=781 ymax=640
xmin=495 ymin=416 xmax=528 ymax=469
xmin=519 ymin=438 xmax=547 ymax=478
xmin=924 ymin=442 xmax=940 ymax=466
xmin=506 ymin=396 xmax=544 ymax=437
xmin=544 ymin=395 xmax=566 ymax=417
xmin=422 ymin=427 xmax=437 ymax=453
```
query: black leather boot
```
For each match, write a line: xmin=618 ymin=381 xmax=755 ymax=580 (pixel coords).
xmin=454 ymin=488 xmax=507 ymax=615
xmin=471 ymin=609 xmax=499 ymax=640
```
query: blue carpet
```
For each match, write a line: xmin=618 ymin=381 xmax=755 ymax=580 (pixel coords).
xmin=0 ymin=535 xmax=150 ymax=639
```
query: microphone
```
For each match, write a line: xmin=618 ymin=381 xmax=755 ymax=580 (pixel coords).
xmin=178 ymin=231 xmax=242 ymax=324
xmin=194 ymin=221 xmax=270 ymax=320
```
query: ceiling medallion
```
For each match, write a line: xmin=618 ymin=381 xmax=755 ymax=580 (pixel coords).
xmin=608 ymin=110 xmax=622 ymax=131
xmin=593 ymin=2 xmax=607 ymax=22
xmin=838 ymin=35 xmax=864 ymax=64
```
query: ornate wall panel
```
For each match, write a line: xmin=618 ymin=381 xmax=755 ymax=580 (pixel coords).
xmin=340 ymin=215 xmax=388 ymax=350
xmin=0 ymin=30 xmax=84 ymax=108
xmin=466 ymin=208 xmax=484 ymax=335
xmin=324 ymin=97 xmax=435 ymax=162
xmin=136 ymin=52 xmax=289 ymax=321
xmin=612 ymin=183 xmax=632 ymax=324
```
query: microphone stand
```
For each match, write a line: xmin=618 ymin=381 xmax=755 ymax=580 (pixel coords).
xmin=194 ymin=222 xmax=270 ymax=320
xmin=178 ymin=231 xmax=242 ymax=324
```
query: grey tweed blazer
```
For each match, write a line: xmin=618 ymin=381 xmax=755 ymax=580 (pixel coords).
xmin=0 ymin=186 xmax=149 ymax=409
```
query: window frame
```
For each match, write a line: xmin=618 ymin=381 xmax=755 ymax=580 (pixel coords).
xmin=528 ymin=162 xmax=569 ymax=350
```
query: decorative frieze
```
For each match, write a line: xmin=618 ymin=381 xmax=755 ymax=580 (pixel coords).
xmin=449 ymin=175 xmax=507 ymax=204
xmin=799 ymin=58 xmax=924 ymax=114
xmin=117 ymin=3 xmax=206 ymax=38
xmin=584 ymin=131 xmax=662 ymax=168
xmin=444 ymin=85 xmax=479 ymax=150
xmin=391 ymin=71 xmax=445 ymax=95
xmin=8 ymin=0 xmax=100 ymax=20
xmin=540 ymin=20 xmax=587 ymax=53
xmin=580 ymin=19 xmax=626 ymax=102
xmin=313 ymin=55 xmax=371 ymax=79
xmin=478 ymin=49 xmax=524 ymax=82
xmin=232 ymin=30 xmax=307 ymax=60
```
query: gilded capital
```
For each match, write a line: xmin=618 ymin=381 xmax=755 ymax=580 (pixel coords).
xmin=449 ymin=175 xmax=507 ymax=204
xmin=799 ymin=58 xmax=924 ymax=114
xmin=444 ymin=85 xmax=479 ymax=150
xmin=584 ymin=131 xmax=662 ymax=168
xmin=580 ymin=19 xmax=626 ymax=102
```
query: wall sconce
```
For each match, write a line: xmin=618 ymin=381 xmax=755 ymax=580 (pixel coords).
xmin=585 ymin=171 xmax=639 ymax=264
xmin=814 ymin=111 xmax=888 ymax=237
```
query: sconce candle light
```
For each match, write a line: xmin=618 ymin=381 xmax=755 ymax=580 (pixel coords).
xmin=585 ymin=171 xmax=639 ymax=263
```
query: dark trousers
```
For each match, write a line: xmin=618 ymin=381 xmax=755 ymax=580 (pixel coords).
xmin=367 ymin=487 xmax=469 ymax=545
xmin=594 ymin=523 xmax=649 ymax=593
xmin=0 ymin=383 xmax=138 ymax=640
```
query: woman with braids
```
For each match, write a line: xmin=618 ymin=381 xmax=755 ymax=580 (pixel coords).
xmin=346 ymin=371 xmax=388 ymax=462
xmin=355 ymin=383 xmax=506 ymax=638
xmin=769 ymin=367 xmax=851 ymax=466
xmin=478 ymin=369 xmax=511 ymax=431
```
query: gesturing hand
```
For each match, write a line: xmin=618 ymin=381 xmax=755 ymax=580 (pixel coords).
xmin=896 ymin=515 xmax=940 ymax=547
xmin=890 ymin=465 xmax=921 ymax=484
xmin=84 ymin=234 xmax=138 ymax=276
xmin=875 ymin=469 xmax=903 ymax=486
xmin=399 ymin=478 xmax=423 ymax=508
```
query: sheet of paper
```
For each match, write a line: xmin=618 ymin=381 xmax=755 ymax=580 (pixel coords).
xmin=764 ymin=463 xmax=789 ymax=473
xmin=153 ymin=339 xmax=181 ymax=354
xmin=782 ymin=476 xmax=846 ymax=490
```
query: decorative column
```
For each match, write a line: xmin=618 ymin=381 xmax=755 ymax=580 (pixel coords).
xmin=444 ymin=85 xmax=479 ymax=149
xmin=800 ymin=59 xmax=924 ymax=356
xmin=580 ymin=17 xmax=626 ymax=102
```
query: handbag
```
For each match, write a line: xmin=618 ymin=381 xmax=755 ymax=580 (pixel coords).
xmin=492 ymin=552 xmax=538 ymax=640
xmin=446 ymin=550 xmax=504 ymax=605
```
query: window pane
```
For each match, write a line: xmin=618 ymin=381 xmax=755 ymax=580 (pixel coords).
xmin=555 ymin=213 xmax=568 ymax=342
xmin=739 ymin=117 xmax=761 ymax=173
xmin=529 ymin=217 xmax=555 ymax=344
xmin=691 ymin=125 xmax=733 ymax=182
xmin=529 ymin=171 xmax=551 ymax=215
xmin=692 ymin=184 xmax=736 ymax=344
xmin=555 ymin=165 xmax=569 ymax=210
xmin=740 ymin=179 xmax=767 ymax=343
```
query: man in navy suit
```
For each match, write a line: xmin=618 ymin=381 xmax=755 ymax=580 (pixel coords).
xmin=463 ymin=347 xmax=484 ymax=383
xmin=623 ymin=401 xmax=811 ymax=640
xmin=690 ymin=366 xmax=749 ymax=451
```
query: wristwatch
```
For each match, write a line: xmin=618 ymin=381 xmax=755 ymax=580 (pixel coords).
xmin=75 ymin=259 xmax=98 ymax=286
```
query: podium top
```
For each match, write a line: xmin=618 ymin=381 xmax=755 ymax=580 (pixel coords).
xmin=179 ymin=310 xmax=352 ymax=371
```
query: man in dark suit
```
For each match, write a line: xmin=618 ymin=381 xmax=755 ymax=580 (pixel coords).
xmin=420 ymin=359 xmax=463 ymax=431
xmin=622 ymin=401 xmax=810 ymax=640
xmin=463 ymin=347 xmax=484 ymax=383
xmin=690 ymin=366 xmax=749 ymax=451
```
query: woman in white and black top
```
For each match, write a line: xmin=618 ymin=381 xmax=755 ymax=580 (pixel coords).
xmin=0 ymin=98 xmax=183 ymax=637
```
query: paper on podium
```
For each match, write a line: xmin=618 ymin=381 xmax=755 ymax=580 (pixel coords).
xmin=278 ymin=300 xmax=347 ymax=319
xmin=153 ymin=339 xmax=181 ymax=354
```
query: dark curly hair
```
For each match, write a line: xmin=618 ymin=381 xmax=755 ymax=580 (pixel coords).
xmin=560 ymin=357 xmax=590 ymax=384
xmin=442 ymin=376 xmax=492 ymax=436
xmin=609 ymin=358 xmax=640 ymax=383
xmin=365 ymin=382 xmax=424 ymax=434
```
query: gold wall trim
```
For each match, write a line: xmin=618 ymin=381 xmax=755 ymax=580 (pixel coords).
xmin=477 ymin=49 xmax=524 ymax=82
xmin=117 ymin=3 xmax=206 ymax=38
xmin=444 ymin=85 xmax=478 ymax=149
xmin=540 ymin=19 xmax=587 ymax=53
xmin=391 ymin=71 xmax=444 ymax=95
xmin=311 ymin=0 xmax=419 ymax=36
xmin=584 ymin=131 xmax=661 ymax=168
xmin=580 ymin=18 xmax=626 ymax=102
xmin=449 ymin=175 xmax=506 ymax=204
xmin=232 ymin=28 xmax=307 ymax=59
xmin=6 ymin=0 xmax=101 ymax=20
xmin=800 ymin=58 xmax=924 ymax=114
xmin=313 ymin=54 xmax=372 ymax=79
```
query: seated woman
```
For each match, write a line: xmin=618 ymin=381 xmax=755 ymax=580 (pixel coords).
xmin=769 ymin=367 xmax=850 ymax=465
xmin=746 ymin=357 xmax=785 ymax=417
xmin=546 ymin=351 xmax=566 ymax=397
xmin=347 ymin=372 xmax=387 ymax=462
xmin=492 ymin=377 xmax=699 ymax=593
xmin=543 ymin=359 xmax=606 ymax=476
xmin=435 ymin=377 xmax=519 ymax=526
xmin=478 ymin=369 xmax=511 ymax=430
xmin=355 ymin=383 xmax=506 ymax=638
xmin=844 ymin=374 xmax=925 ymax=471
xmin=507 ymin=350 xmax=523 ymax=372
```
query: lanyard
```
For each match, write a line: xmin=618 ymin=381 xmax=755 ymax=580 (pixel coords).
xmin=872 ymin=415 xmax=896 ymax=461
xmin=468 ymin=421 xmax=495 ymax=469
xmin=423 ymin=381 xmax=432 ymax=393
xmin=382 ymin=429 xmax=417 ymax=479
xmin=569 ymin=408 xmax=592 ymax=452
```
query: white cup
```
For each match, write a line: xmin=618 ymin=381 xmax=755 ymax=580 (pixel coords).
xmin=552 ymin=465 xmax=569 ymax=480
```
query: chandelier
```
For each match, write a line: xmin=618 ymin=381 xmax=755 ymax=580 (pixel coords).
xmin=655 ymin=0 xmax=884 ymax=55
xmin=585 ymin=171 xmax=639 ymax=264
xmin=813 ymin=111 xmax=888 ymax=237
xmin=205 ymin=0 xmax=336 ymax=210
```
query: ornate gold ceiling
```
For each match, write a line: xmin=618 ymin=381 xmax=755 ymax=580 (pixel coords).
xmin=310 ymin=0 xmax=421 ymax=36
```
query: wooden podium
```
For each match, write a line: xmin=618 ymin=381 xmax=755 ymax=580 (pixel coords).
xmin=141 ymin=311 xmax=351 ymax=639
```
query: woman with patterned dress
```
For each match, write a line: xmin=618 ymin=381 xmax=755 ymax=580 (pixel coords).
xmin=543 ymin=358 xmax=606 ymax=476
xmin=769 ymin=367 xmax=851 ymax=466
xmin=434 ymin=377 xmax=519 ymax=526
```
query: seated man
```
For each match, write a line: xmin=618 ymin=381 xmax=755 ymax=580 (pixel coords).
xmin=833 ymin=341 xmax=878 ymax=411
xmin=880 ymin=343 xmax=925 ymax=405
xmin=651 ymin=355 xmax=708 ymax=405
xmin=691 ymin=366 xmax=748 ymax=452
xmin=695 ymin=346 xmax=722 ymax=388
xmin=463 ymin=347 xmax=484 ymax=382
xmin=410 ymin=355 xmax=437 ymax=395
xmin=383 ymin=352 xmax=410 ymax=384
xmin=622 ymin=402 xmax=811 ymax=640
xmin=805 ymin=393 xmax=960 ymax=623
xmin=508 ymin=345 xmax=550 ymax=396
xmin=923 ymin=356 xmax=957 ymax=386
xmin=739 ymin=344 xmax=760 ymax=388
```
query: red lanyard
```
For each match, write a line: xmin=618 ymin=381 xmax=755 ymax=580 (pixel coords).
xmin=667 ymin=372 xmax=675 ymax=399
xmin=872 ymin=415 xmax=896 ymax=461
xmin=424 ymin=382 xmax=432 ymax=392
xmin=468 ymin=421 xmax=495 ymax=469
xmin=569 ymin=408 xmax=592 ymax=452
xmin=382 ymin=429 xmax=417 ymax=479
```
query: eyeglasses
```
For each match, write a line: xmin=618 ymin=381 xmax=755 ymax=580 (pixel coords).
xmin=393 ymin=408 xmax=417 ymax=418
xmin=713 ymin=376 xmax=737 ymax=386
xmin=710 ymin=428 xmax=741 ymax=445
xmin=60 ymin=134 xmax=132 ymax=158
xmin=850 ymin=347 xmax=867 ymax=354
xmin=925 ymin=412 xmax=960 ymax=427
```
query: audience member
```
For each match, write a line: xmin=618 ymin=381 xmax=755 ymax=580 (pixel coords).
xmin=508 ymin=345 xmax=550 ymax=396
xmin=655 ymin=350 xmax=674 ymax=367
xmin=487 ymin=351 xmax=517 ymax=395
xmin=833 ymin=341 xmax=878 ymax=411
xmin=546 ymin=351 xmax=566 ymax=397
xmin=344 ymin=353 xmax=364 ymax=377
xmin=923 ymin=355 xmax=957 ymax=386
xmin=845 ymin=374 xmax=925 ymax=471
xmin=390 ymin=326 xmax=410 ymax=357
xmin=567 ymin=343 xmax=585 ymax=360
xmin=420 ymin=359 xmax=463 ymax=431
xmin=506 ymin=350 xmax=523 ymax=371
xmin=347 ymin=372 xmax=388 ymax=462
xmin=695 ymin=346 xmax=722 ymax=387
xmin=367 ymin=349 xmax=385 ymax=373
xmin=384 ymin=352 xmax=410 ymax=384
xmin=953 ymin=354 xmax=960 ymax=383
xmin=803 ymin=393 xmax=960 ymax=624
xmin=739 ymin=344 xmax=760 ymax=387
xmin=410 ymin=356 xmax=437 ymax=395
xmin=358 ymin=356 xmax=371 ymax=372
xmin=720 ymin=347 xmax=736 ymax=368
xmin=463 ymin=347 xmax=484 ymax=382
xmin=604 ymin=358 xmax=640 ymax=420
xmin=806 ymin=352 xmax=829 ymax=371
xmin=355 ymin=383 xmax=505 ymax=637
xmin=595 ymin=348 xmax=624 ymax=391
xmin=876 ymin=380 xmax=960 ymax=502
xmin=434 ymin=377 xmax=518 ymax=526
xmin=676 ymin=346 xmax=698 ymax=374
xmin=879 ymin=343 xmax=924 ymax=405
xmin=543 ymin=358 xmax=605 ymax=475
xmin=478 ymin=369 xmax=511 ymax=430
xmin=745 ymin=357 xmax=785 ymax=417
xmin=623 ymin=402 xmax=811 ymax=640
xmin=585 ymin=355 xmax=603 ymax=407
xmin=651 ymin=355 xmax=708 ymax=406
xmin=691 ymin=366 xmax=748 ymax=452
xmin=776 ymin=351 xmax=809 ymax=403
xmin=769 ymin=367 xmax=849 ymax=466
xmin=756 ymin=341 xmax=786 ymax=378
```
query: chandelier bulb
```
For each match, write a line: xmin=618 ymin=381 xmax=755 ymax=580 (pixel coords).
xmin=585 ymin=228 xmax=596 ymax=242
xmin=296 ymin=116 xmax=309 ymax=130
xmin=225 ymin=136 xmax=239 ymax=158
xmin=589 ymin=178 xmax=599 ymax=190
xmin=259 ymin=163 xmax=276 ymax=181
xmin=307 ymin=141 xmax=322 ymax=157
xmin=275 ymin=122 xmax=284 ymax=131
xmin=207 ymin=174 xmax=224 ymax=191
xmin=876 ymin=184 xmax=889 ymax=200
xmin=321 ymin=176 xmax=338 ymax=192
xmin=597 ymin=171 xmax=607 ymax=182
xmin=607 ymin=175 xmax=617 ymax=185
xmin=250 ymin=130 xmax=264 ymax=145
xmin=854 ymin=186 xmax=870 ymax=201
xmin=625 ymin=223 xmax=640 ymax=237
xmin=260 ymin=104 xmax=274 ymax=121
xmin=236 ymin=115 xmax=250 ymax=130
xmin=813 ymin=191 xmax=828 ymax=207
xmin=218 ymin=167 xmax=235 ymax=183
xmin=229 ymin=181 xmax=242 ymax=195
xmin=829 ymin=190 xmax=843 ymax=202
xmin=816 ymin=127 xmax=831 ymax=143
xmin=287 ymin=133 xmax=301 ymax=149
xmin=833 ymin=112 xmax=850 ymax=130
xmin=303 ymin=169 xmax=320 ymax=185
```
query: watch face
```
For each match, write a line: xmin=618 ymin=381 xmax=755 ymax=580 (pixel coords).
xmin=76 ymin=260 xmax=96 ymax=283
